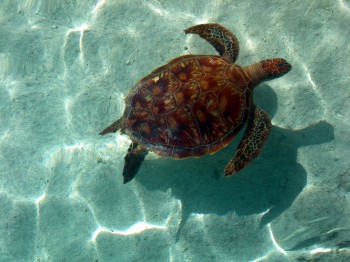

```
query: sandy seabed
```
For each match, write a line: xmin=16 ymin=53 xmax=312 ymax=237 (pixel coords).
xmin=0 ymin=1 xmax=349 ymax=261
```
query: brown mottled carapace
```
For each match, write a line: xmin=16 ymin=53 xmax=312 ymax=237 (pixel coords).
xmin=122 ymin=55 xmax=252 ymax=158
xmin=99 ymin=23 xmax=292 ymax=183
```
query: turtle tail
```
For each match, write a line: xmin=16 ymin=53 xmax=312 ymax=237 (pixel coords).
xmin=99 ymin=118 xmax=124 ymax=135
xmin=123 ymin=142 xmax=148 ymax=183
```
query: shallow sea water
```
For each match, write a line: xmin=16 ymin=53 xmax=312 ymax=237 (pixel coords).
xmin=0 ymin=0 xmax=350 ymax=261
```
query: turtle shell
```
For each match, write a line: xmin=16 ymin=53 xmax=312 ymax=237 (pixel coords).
xmin=120 ymin=55 xmax=252 ymax=158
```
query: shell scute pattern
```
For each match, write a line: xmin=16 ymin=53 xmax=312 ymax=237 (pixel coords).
xmin=130 ymin=88 xmax=153 ymax=109
xmin=145 ymin=72 xmax=180 ymax=97
xmin=167 ymin=107 xmax=201 ymax=147
xmin=218 ymin=83 xmax=248 ymax=127
xmin=141 ymin=115 xmax=168 ymax=144
xmin=170 ymin=59 xmax=204 ymax=82
xmin=153 ymin=94 xmax=177 ymax=115
xmin=122 ymin=55 xmax=250 ymax=158
xmin=175 ymin=81 xmax=201 ymax=106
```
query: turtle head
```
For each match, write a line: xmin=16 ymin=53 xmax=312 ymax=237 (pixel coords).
xmin=261 ymin=58 xmax=292 ymax=81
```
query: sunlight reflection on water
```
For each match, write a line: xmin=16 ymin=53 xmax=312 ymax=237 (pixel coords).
xmin=0 ymin=1 xmax=349 ymax=261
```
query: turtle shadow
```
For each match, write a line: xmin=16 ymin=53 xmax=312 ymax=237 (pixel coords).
xmin=136 ymin=85 xmax=335 ymax=231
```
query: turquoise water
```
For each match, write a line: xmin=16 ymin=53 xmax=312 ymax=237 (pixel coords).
xmin=0 ymin=1 xmax=349 ymax=261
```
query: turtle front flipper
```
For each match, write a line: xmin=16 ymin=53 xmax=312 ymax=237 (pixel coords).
xmin=224 ymin=107 xmax=271 ymax=176
xmin=185 ymin=23 xmax=239 ymax=63
xmin=123 ymin=142 xmax=148 ymax=183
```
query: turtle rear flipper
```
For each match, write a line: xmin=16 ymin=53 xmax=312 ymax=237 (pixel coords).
xmin=224 ymin=107 xmax=271 ymax=176
xmin=123 ymin=142 xmax=148 ymax=183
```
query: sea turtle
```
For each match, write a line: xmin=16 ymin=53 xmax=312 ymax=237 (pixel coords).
xmin=100 ymin=23 xmax=291 ymax=183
